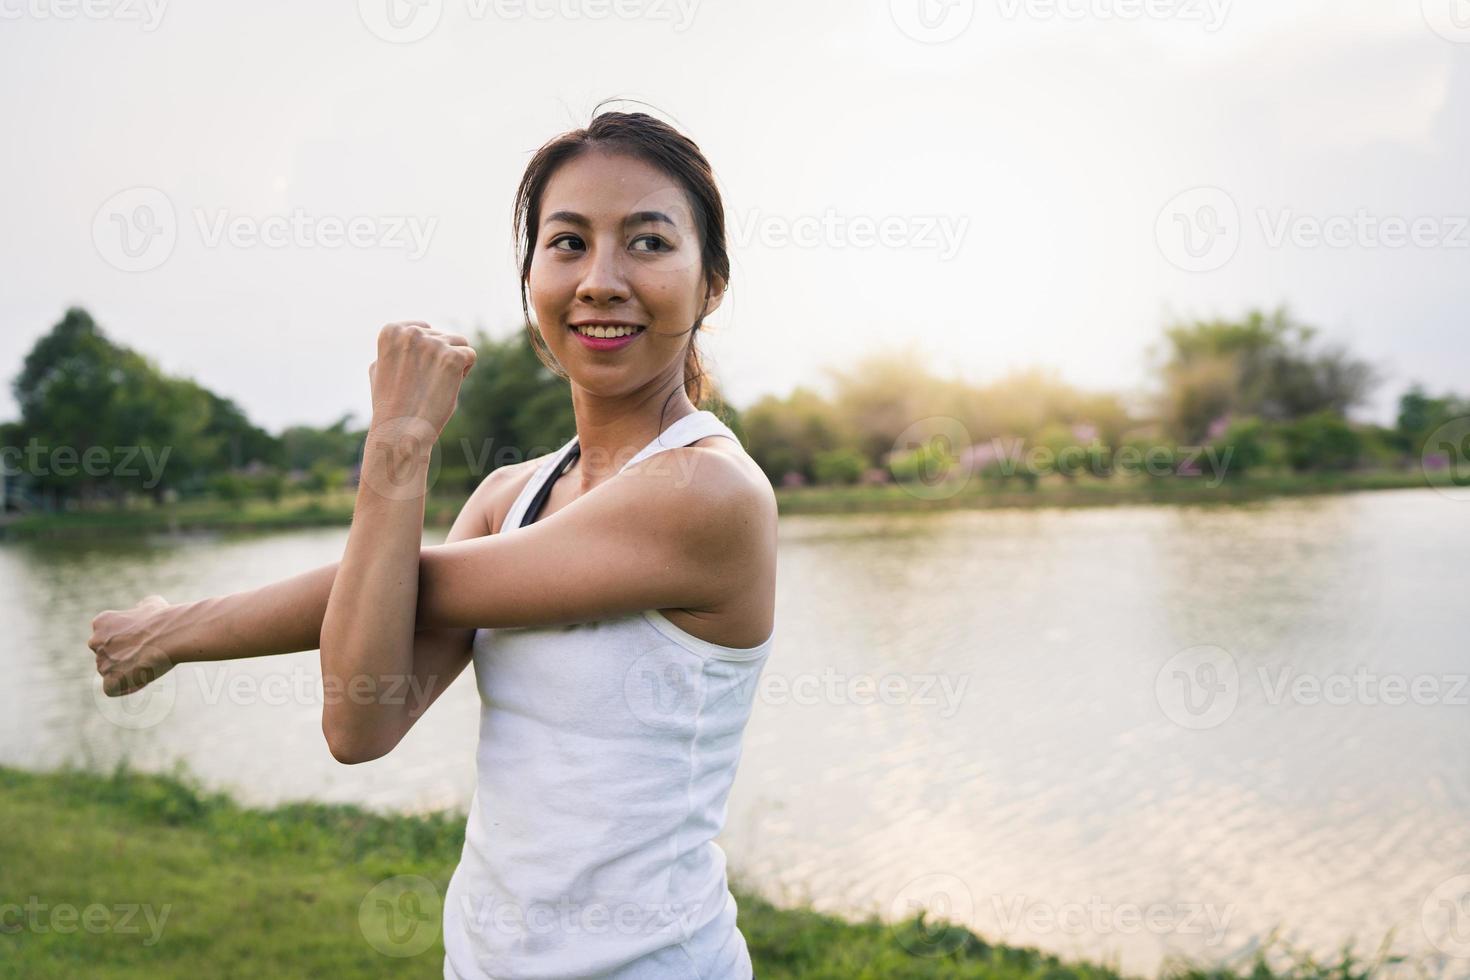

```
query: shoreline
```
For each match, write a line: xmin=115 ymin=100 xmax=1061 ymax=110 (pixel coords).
xmin=0 ymin=471 xmax=1448 ymax=540
xmin=0 ymin=764 xmax=1414 ymax=978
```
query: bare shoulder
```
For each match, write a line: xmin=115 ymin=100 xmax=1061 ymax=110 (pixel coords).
xmin=664 ymin=436 xmax=776 ymax=639
xmin=464 ymin=453 xmax=555 ymax=536
xmin=626 ymin=436 xmax=778 ymax=580
xmin=656 ymin=435 xmax=775 ymax=527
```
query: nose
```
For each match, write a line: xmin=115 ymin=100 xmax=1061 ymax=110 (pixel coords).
xmin=577 ymin=235 xmax=629 ymax=307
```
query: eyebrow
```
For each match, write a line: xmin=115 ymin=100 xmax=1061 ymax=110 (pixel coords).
xmin=543 ymin=210 xmax=678 ymax=229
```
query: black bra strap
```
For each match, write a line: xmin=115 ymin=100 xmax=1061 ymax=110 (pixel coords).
xmin=520 ymin=443 xmax=580 ymax=528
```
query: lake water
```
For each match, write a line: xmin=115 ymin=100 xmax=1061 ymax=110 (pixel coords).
xmin=3 ymin=489 xmax=1467 ymax=976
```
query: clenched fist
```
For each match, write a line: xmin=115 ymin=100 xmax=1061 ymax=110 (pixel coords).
xmin=90 ymin=595 xmax=174 ymax=697
xmin=368 ymin=321 xmax=478 ymax=439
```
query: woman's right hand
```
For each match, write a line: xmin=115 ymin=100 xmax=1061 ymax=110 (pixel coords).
xmin=90 ymin=595 xmax=176 ymax=697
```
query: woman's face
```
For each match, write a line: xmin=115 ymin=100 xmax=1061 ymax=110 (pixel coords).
xmin=528 ymin=149 xmax=723 ymax=398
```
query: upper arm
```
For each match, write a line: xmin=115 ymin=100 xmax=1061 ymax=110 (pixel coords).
xmin=416 ymin=449 xmax=770 ymax=631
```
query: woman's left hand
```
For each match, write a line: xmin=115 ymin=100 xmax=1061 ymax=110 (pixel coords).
xmin=367 ymin=321 xmax=478 ymax=440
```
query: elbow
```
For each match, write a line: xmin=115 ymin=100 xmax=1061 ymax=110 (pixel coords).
xmin=326 ymin=740 xmax=380 ymax=767
xmin=322 ymin=714 xmax=391 ymax=766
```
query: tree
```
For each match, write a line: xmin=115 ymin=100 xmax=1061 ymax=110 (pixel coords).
xmin=741 ymin=386 xmax=847 ymax=484
xmin=1280 ymin=412 xmax=1362 ymax=472
xmin=1156 ymin=308 xmax=1378 ymax=442
xmin=280 ymin=414 xmax=363 ymax=472
xmin=812 ymin=447 xmax=867 ymax=485
xmin=11 ymin=308 xmax=221 ymax=504
xmin=1395 ymin=385 xmax=1469 ymax=457
xmin=202 ymin=390 xmax=281 ymax=470
xmin=825 ymin=347 xmax=948 ymax=465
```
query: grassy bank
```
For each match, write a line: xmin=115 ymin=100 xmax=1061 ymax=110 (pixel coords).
xmin=0 ymin=491 xmax=462 ymax=540
xmin=0 ymin=470 xmax=1449 ymax=539
xmin=770 ymin=470 xmax=1445 ymax=516
xmin=0 ymin=765 xmax=1406 ymax=978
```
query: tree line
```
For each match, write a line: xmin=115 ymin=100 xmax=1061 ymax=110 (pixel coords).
xmin=1 ymin=306 xmax=1464 ymax=510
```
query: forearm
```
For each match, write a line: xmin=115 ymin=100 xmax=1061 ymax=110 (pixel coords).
xmin=162 ymin=562 xmax=341 ymax=664
xmin=318 ymin=424 xmax=432 ymax=757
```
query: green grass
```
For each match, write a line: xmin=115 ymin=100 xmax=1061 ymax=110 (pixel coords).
xmin=0 ymin=765 xmax=1412 ymax=978
xmin=1 ymin=470 xmax=1453 ymax=539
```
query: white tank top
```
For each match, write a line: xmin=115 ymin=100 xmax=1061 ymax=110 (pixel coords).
xmin=443 ymin=410 xmax=774 ymax=979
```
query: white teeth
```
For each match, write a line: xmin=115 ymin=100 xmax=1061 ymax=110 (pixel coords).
xmin=574 ymin=324 xmax=641 ymax=339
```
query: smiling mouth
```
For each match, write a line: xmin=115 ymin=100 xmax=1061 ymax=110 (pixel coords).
xmin=568 ymin=323 xmax=646 ymax=339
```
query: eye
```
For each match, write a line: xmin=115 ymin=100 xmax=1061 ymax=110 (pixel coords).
xmin=631 ymin=234 xmax=672 ymax=253
xmin=548 ymin=234 xmax=584 ymax=252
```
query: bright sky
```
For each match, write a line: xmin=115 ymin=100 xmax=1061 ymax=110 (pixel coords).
xmin=2 ymin=0 xmax=1466 ymax=430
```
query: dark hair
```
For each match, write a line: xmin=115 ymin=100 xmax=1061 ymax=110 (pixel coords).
xmin=512 ymin=107 xmax=730 ymax=413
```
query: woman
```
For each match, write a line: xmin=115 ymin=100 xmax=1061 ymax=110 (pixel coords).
xmin=87 ymin=110 xmax=778 ymax=979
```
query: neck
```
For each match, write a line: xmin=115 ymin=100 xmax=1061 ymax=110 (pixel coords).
xmin=565 ymin=378 xmax=699 ymax=492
